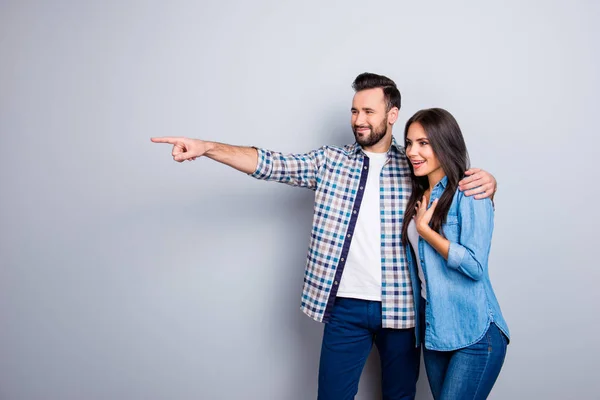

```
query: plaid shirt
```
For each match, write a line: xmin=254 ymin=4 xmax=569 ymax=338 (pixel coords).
xmin=251 ymin=138 xmax=415 ymax=329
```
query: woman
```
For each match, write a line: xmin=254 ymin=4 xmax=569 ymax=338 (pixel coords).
xmin=401 ymin=108 xmax=510 ymax=399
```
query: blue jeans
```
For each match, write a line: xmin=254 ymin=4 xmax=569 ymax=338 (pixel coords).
xmin=423 ymin=322 xmax=508 ymax=400
xmin=318 ymin=297 xmax=420 ymax=400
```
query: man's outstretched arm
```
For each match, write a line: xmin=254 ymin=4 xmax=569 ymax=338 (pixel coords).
xmin=151 ymin=137 xmax=258 ymax=174
xmin=151 ymin=136 xmax=326 ymax=190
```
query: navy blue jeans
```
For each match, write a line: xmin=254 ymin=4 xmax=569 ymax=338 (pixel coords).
xmin=422 ymin=314 xmax=508 ymax=400
xmin=318 ymin=297 xmax=420 ymax=400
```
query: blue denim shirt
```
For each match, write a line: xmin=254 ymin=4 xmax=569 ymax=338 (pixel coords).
xmin=407 ymin=176 xmax=510 ymax=351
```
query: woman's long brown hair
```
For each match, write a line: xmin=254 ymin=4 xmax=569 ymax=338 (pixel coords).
xmin=401 ymin=108 xmax=470 ymax=245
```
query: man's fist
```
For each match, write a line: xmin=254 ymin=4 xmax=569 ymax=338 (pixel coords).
xmin=151 ymin=137 xmax=209 ymax=162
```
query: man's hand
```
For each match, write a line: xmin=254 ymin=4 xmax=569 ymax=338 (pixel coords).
xmin=459 ymin=168 xmax=497 ymax=199
xmin=151 ymin=137 xmax=210 ymax=162
xmin=151 ymin=137 xmax=259 ymax=174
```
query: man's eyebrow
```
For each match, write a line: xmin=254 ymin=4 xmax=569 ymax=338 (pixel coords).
xmin=350 ymin=107 xmax=376 ymax=112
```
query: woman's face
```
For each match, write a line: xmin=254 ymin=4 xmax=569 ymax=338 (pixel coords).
xmin=405 ymin=122 xmax=443 ymax=182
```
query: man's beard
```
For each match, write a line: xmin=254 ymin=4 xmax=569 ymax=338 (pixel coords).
xmin=352 ymin=117 xmax=388 ymax=147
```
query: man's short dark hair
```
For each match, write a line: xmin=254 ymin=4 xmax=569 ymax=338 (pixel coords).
xmin=352 ymin=72 xmax=401 ymax=111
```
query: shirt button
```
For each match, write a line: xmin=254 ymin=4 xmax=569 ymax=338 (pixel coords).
xmin=359 ymin=186 xmax=364 ymax=190
xmin=341 ymin=258 xmax=345 ymax=262
xmin=353 ymin=210 xmax=357 ymax=214
xmin=364 ymin=166 xmax=368 ymax=170
xmin=347 ymin=234 xmax=352 ymax=238
xmin=334 ymin=281 xmax=338 ymax=285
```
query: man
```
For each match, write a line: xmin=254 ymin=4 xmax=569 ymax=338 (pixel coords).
xmin=151 ymin=73 xmax=496 ymax=400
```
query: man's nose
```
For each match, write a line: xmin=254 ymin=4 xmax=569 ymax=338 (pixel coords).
xmin=355 ymin=112 xmax=367 ymax=126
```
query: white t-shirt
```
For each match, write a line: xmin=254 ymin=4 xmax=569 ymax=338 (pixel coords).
xmin=337 ymin=151 xmax=388 ymax=301
xmin=407 ymin=219 xmax=427 ymax=299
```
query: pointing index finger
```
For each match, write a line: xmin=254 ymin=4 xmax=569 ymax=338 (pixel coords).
xmin=151 ymin=137 xmax=180 ymax=144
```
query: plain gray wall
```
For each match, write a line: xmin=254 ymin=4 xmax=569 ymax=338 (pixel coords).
xmin=1 ymin=0 xmax=598 ymax=399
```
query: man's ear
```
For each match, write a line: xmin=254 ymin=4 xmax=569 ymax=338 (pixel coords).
xmin=387 ymin=107 xmax=399 ymax=125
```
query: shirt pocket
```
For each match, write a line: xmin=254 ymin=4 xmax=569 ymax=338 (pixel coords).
xmin=442 ymin=214 xmax=460 ymax=241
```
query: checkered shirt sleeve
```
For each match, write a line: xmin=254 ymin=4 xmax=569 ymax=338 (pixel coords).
xmin=251 ymin=147 xmax=327 ymax=190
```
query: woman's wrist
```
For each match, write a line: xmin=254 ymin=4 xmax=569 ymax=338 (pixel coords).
xmin=416 ymin=223 xmax=432 ymax=237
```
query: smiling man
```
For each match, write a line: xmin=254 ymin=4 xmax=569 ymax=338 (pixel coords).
xmin=151 ymin=73 xmax=496 ymax=400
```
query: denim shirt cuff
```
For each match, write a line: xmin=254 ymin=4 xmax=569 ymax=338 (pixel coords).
xmin=250 ymin=147 xmax=271 ymax=179
xmin=447 ymin=241 xmax=466 ymax=270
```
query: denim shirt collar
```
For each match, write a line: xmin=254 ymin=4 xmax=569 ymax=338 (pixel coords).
xmin=431 ymin=176 xmax=449 ymax=199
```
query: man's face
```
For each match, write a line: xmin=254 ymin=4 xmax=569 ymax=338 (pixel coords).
xmin=351 ymin=88 xmax=390 ymax=147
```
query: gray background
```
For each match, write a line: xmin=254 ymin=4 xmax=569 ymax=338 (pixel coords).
xmin=1 ymin=0 xmax=598 ymax=399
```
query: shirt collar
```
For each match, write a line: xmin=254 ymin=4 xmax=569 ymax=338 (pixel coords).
xmin=434 ymin=175 xmax=449 ymax=190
